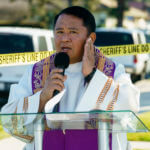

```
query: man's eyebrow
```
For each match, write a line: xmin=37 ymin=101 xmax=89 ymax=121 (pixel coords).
xmin=55 ymin=28 xmax=63 ymax=30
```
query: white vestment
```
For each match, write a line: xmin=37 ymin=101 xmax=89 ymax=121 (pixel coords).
xmin=1 ymin=61 xmax=140 ymax=150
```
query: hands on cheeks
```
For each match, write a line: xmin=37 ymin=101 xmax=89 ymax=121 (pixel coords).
xmin=82 ymin=37 xmax=95 ymax=77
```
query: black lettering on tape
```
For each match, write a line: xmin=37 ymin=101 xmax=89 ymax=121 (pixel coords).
xmin=0 ymin=56 xmax=2 ymax=64
xmin=22 ymin=54 xmax=25 ymax=63
xmin=35 ymin=53 xmax=38 ymax=61
xmin=110 ymin=48 xmax=113 ymax=55
xmin=141 ymin=45 xmax=145 ymax=52
xmin=118 ymin=47 xmax=121 ymax=54
xmin=123 ymin=46 xmax=127 ymax=54
xmin=27 ymin=54 xmax=31 ymax=62
xmin=40 ymin=52 xmax=44 ymax=60
xmin=31 ymin=53 xmax=35 ymax=62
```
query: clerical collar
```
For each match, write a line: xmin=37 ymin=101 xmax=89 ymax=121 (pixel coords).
xmin=66 ymin=61 xmax=82 ymax=73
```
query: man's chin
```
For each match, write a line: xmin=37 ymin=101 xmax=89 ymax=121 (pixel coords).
xmin=69 ymin=58 xmax=83 ymax=64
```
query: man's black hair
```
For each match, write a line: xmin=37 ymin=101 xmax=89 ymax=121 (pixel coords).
xmin=53 ymin=6 xmax=96 ymax=35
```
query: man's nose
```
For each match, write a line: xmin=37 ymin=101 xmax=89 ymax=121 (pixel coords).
xmin=61 ymin=33 xmax=71 ymax=42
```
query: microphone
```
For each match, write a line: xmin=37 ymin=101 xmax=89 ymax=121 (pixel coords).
xmin=53 ymin=52 xmax=70 ymax=112
xmin=53 ymin=52 xmax=70 ymax=96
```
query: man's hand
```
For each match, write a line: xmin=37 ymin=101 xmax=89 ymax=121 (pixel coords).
xmin=82 ymin=37 xmax=95 ymax=77
xmin=39 ymin=68 xmax=67 ymax=112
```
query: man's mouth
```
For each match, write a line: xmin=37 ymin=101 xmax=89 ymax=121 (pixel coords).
xmin=61 ymin=47 xmax=72 ymax=52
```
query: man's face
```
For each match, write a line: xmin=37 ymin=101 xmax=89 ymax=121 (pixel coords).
xmin=54 ymin=14 xmax=89 ymax=64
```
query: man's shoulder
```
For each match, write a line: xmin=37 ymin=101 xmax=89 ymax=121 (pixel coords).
xmin=95 ymin=48 xmax=116 ymax=78
xmin=33 ymin=52 xmax=56 ymax=67
xmin=95 ymin=47 xmax=115 ymax=64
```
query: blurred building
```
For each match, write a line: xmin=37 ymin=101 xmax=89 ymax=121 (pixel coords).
xmin=0 ymin=0 xmax=33 ymax=27
xmin=0 ymin=0 xmax=59 ymax=28
xmin=124 ymin=1 xmax=150 ymax=30
xmin=94 ymin=0 xmax=150 ymax=30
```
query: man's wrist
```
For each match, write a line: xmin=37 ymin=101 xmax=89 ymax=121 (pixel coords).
xmin=39 ymin=90 xmax=49 ymax=112
xmin=85 ymin=67 xmax=96 ymax=83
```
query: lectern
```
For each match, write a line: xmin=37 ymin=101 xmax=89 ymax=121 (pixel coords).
xmin=0 ymin=110 xmax=149 ymax=150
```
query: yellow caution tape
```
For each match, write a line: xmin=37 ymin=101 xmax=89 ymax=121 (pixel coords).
xmin=0 ymin=51 xmax=55 ymax=66
xmin=0 ymin=43 xmax=150 ymax=66
xmin=98 ymin=43 xmax=150 ymax=57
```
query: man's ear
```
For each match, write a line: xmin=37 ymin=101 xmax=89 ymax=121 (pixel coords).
xmin=89 ymin=32 xmax=96 ymax=43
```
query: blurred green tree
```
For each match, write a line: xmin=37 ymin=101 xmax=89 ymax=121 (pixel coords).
xmin=107 ymin=0 xmax=128 ymax=27
xmin=108 ymin=0 xmax=150 ymax=27
xmin=9 ymin=0 xmax=100 ymax=29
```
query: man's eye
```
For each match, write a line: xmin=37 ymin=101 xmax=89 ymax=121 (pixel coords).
xmin=70 ymin=31 xmax=77 ymax=34
xmin=57 ymin=31 xmax=63 ymax=34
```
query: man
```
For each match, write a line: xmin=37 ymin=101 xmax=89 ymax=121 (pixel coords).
xmin=1 ymin=6 xmax=139 ymax=150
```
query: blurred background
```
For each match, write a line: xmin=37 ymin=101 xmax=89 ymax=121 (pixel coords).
xmin=0 ymin=0 xmax=150 ymax=29
xmin=0 ymin=0 xmax=150 ymax=149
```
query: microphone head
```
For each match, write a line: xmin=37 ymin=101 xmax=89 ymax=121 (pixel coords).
xmin=54 ymin=52 xmax=70 ymax=69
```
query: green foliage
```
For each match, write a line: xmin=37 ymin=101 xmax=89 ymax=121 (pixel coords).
xmin=127 ymin=112 xmax=150 ymax=141
xmin=0 ymin=119 xmax=10 ymax=140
